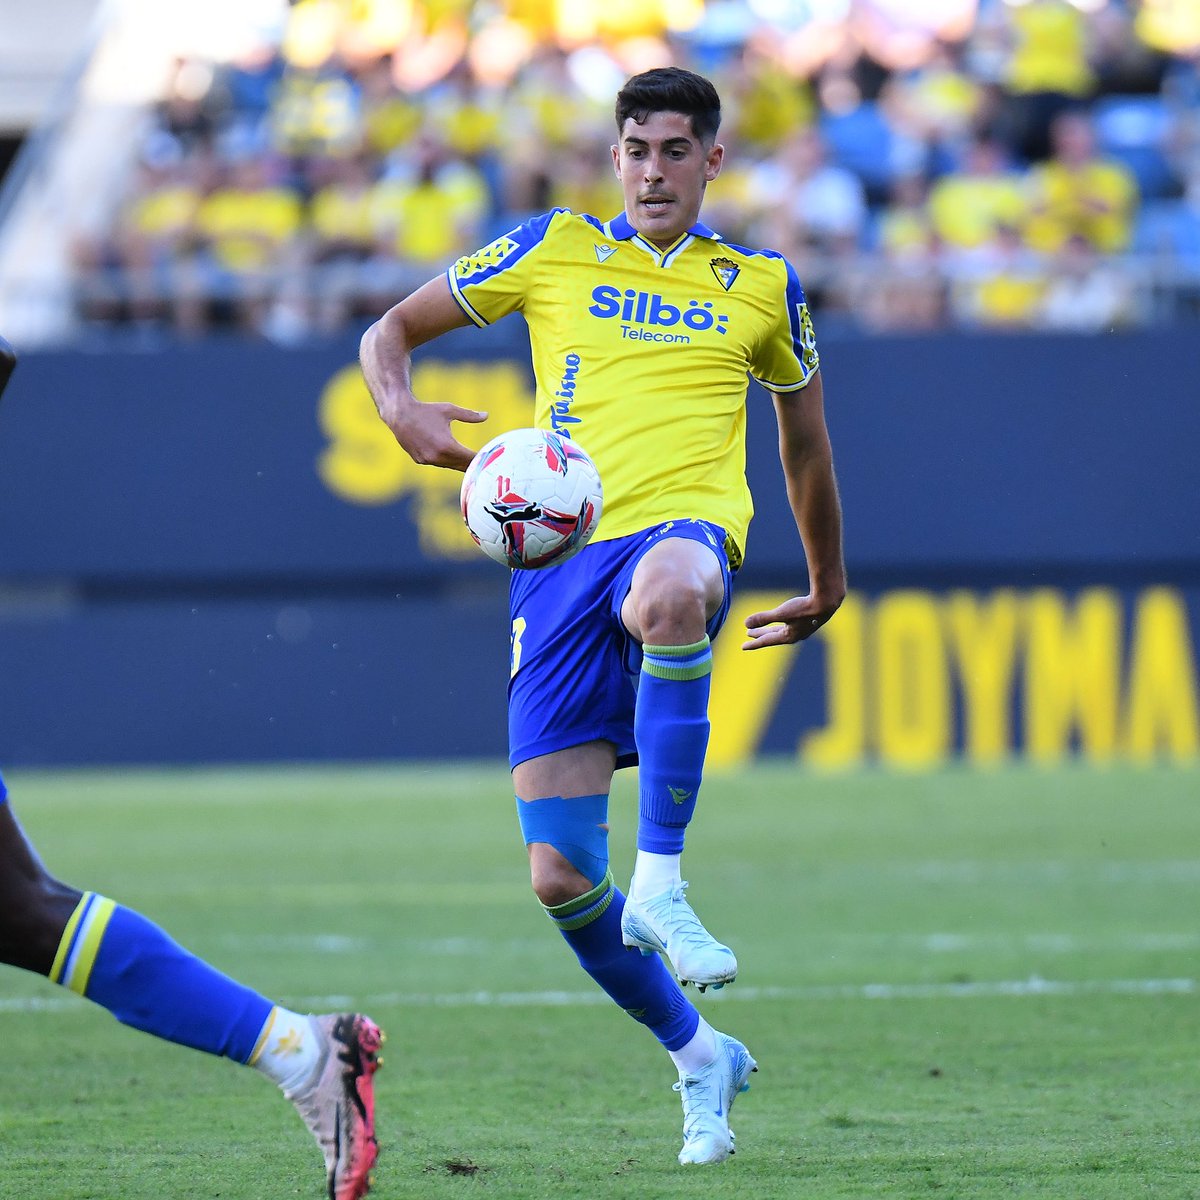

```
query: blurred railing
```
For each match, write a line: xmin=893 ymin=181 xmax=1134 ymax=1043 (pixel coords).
xmin=18 ymin=249 xmax=1195 ymax=346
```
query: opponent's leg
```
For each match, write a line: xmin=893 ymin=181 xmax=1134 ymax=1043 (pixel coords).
xmin=618 ymin=537 xmax=736 ymax=988
xmin=0 ymin=782 xmax=380 ymax=1200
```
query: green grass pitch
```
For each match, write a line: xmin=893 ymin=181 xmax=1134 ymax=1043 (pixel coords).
xmin=1 ymin=761 xmax=1197 ymax=1199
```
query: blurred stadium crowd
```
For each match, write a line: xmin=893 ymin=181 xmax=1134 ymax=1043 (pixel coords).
xmin=68 ymin=0 xmax=1200 ymax=340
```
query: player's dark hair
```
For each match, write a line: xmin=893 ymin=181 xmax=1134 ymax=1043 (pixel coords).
xmin=615 ymin=67 xmax=722 ymax=145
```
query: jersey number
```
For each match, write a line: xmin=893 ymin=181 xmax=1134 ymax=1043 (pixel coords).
xmin=510 ymin=617 xmax=527 ymax=678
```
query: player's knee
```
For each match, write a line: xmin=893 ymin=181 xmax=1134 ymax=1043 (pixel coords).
xmin=517 ymin=793 xmax=610 ymax=907
xmin=528 ymin=850 xmax=592 ymax=908
xmin=629 ymin=573 xmax=709 ymax=645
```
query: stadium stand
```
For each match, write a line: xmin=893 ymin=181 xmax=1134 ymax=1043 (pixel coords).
xmin=1 ymin=0 xmax=1199 ymax=343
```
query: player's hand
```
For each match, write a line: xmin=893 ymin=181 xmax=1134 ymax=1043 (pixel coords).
xmin=384 ymin=400 xmax=489 ymax=472
xmin=742 ymin=593 xmax=842 ymax=650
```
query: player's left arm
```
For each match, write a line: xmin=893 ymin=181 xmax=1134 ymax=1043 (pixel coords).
xmin=743 ymin=368 xmax=847 ymax=650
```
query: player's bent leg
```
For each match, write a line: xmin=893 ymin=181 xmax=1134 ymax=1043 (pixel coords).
xmin=619 ymin=534 xmax=725 ymax=649
xmin=619 ymin=535 xmax=737 ymax=988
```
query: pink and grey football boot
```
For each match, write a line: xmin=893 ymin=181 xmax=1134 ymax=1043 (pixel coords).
xmin=287 ymin=1012 xmax=383 ymax=1200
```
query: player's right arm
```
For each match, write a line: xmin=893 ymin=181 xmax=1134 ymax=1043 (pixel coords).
xmin=359 ymin=275 xmax=485 ymax=471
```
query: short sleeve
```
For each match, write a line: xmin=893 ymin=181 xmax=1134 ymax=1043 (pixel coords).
xmin=447 ymin=209 xmax=564 ymax=327
xmin=749 ymin=254 xmax=820 ymax=393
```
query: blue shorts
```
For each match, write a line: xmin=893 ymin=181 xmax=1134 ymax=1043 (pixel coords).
xmin=0 ymin=769 xmax=7 ymax=804
xmin=508 ymin=520 xmax=735 ymax=771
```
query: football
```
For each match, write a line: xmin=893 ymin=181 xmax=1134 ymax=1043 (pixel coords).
xmin=460 ymin=427 xmax=603 ymax=569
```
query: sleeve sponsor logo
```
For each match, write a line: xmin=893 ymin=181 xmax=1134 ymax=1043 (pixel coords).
xmin=453 ymin=234 xmax=521 ymax=280
xmin=797 ymin=302 xmax=819 ymax=376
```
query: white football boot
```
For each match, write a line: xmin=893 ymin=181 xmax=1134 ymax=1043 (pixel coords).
xmin=675 ymin=1031 xmax=757 ymax=1165
xmin=621 ymin=882 xmax=738 ymax=990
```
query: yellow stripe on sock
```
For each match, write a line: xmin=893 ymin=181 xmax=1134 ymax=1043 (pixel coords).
xmin=63 ymin=896 xmax=117 ymax=996
xmin=49 ymin=893 xmax=93 ymax=985
xmin=247 ymin=1007 xmax=279 ymax=1066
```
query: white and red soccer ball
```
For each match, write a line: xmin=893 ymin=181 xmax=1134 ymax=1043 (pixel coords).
xmin=460 ymin=427 xmax=603 ymax=569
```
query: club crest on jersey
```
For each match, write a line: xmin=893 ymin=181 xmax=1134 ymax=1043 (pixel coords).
xmin=594 ymin=243 xmax=617 ymax=263
xmin=710 ymin=257 xmax=740 ymax=291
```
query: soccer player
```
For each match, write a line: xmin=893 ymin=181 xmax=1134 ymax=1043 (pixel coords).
xmin=0 ymin=770 xmax=382 ymax=1200
xmin=359 ymin=66 xmax=845 ymax=1164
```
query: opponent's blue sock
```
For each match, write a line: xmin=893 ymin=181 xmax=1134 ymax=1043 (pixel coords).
xmin=50 ymin=893 xmax=273 ymax=1063
xmin=635 ymin=638 xmax=713 ymax=854
xmin=545 ymin=873 xmax=698 ymax=1051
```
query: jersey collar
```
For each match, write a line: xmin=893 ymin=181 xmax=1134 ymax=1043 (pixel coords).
xmin=607 ymin=211 xmax=721 ymax=244
xmin=606 ymin=211 xmax=721 ymax=267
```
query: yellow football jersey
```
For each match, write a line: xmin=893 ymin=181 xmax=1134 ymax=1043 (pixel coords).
xmin=446 ymin=209 xmax=818 ymax=560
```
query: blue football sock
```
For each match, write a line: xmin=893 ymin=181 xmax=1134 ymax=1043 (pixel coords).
xmin=545 ymin=873 xmax=698 ymax=1051
xmin=50 ymin=893 xmax=273 ymax=1063
xmin=635 ymin=638 xmax=713 ymax=854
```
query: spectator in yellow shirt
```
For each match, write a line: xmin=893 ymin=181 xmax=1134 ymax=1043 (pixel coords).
xmin=370 ymin=133 xmax=488 ymax=263
xmin=928 ymin=135 xmax=1028 ymax=252
xmin=950 ymin=219 xmax=1049 ymax=329
xmin=359 ymin=132 xmax=489 ymax=312
xmin=306 ymin=154 xmax=379 ymax=330
xmin=546 ymin=139 xmax=621 ymax=220
xmin=73 ymin=147 xmax=221 ymax=331
xmin=186 ymin=156 xmax=305 ymax=333
xmin=860 ymin=173 xmax=948 ymax=333
xmin=269 ymin=65 xmax=362 ymax=159
xmin=358 ymin=56 xmax=423 ymax=157
xmin=1024 ymin=109 xmax=1138 ymax=254
xmin=720 ymin=48 xmax=814 ymax=158
xmin=991 ymin=0 xmax=1097 ymax=162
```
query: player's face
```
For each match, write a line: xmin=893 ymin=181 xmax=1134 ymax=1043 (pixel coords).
xmin=613 ymin=111 xmax=723 ymax=248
